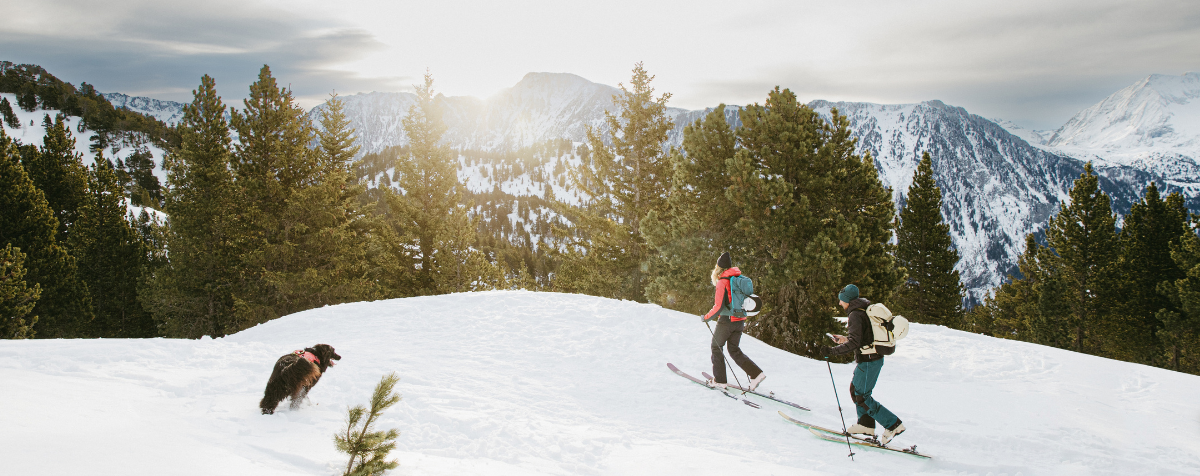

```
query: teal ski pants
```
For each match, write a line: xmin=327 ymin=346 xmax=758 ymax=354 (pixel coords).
xmin=850 ymin=358 xmax=899 ymax=429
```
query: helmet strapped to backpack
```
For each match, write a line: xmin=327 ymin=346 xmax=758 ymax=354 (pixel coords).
xmin=859 ymin=303 xmax=909 ymax=355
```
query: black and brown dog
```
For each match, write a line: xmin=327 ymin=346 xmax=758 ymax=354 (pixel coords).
xmin=260 ymin=344 xmax=341 ymax=415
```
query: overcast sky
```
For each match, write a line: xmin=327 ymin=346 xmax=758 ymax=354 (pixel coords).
xmin=3 ymin=0 xmax=1198 ymax=130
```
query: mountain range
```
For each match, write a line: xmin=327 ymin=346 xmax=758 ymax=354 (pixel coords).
xmin=103 ymin=72 xmax=1200 ymax=303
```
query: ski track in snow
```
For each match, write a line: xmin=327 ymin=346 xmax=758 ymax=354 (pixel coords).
xmin=2 ymin=291 xmax=1199 ymax=475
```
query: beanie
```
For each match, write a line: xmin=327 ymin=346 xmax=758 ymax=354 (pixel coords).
xmin=838 ymin=284 xmax=859 ymax=303
xmin=716 ymin=252 xmax=732 ymax=269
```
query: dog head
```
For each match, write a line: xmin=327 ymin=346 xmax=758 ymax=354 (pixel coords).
xmin=307 ymin=344 xmax=341 ymax=372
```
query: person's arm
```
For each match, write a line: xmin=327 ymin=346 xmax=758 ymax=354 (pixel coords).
xmin=703 ymin=279 xmax=727 ymax=321
xmin=828 ymin=311 xmax=863 ymax=355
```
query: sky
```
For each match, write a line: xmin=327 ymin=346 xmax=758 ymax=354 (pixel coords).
xmin=2 ymin=0 xmax=1198 ymax=130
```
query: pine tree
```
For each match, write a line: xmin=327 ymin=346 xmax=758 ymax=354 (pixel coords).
xmin=1 ymin=243 xmax=40 ymax=339
xmin=1112 ymin=183 xmax=1189 ymax=363
xmin=892 ymin=152 xmax=964 ymax=328
xmin=1156 ymin=224 xmax=1200 ymax=373
xmin=644 ymin=105 xmax=741 ymax=311
xmin=1043 ymin=163 xmax=1118 ymax=354
xmin=1 ymin=97 xmax=18 ymax=129
xmin=140 ymin=75 xmax=241 ymax=338
xmin=559 ymin=62 xmax=674 ymax=301
xmin=386 ymin=72 xmax=492 ymax=294
xmin=228 ymin=65 xmax=324 ymax=326
xmin=0 ymin=128 xmax=92 ymax=338
xmin=335 ymin=373 xmax=401 ymax=476
xmin=71 ymin=156 xmax=156 ymax=338
xmin=725 ymin=89 xmax=899 ymax=357
xmin=22 ymin=114 xmax=89 ymax=244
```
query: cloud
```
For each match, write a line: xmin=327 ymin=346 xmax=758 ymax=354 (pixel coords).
xmin=0 ymin=0 xmax=404 ymax=107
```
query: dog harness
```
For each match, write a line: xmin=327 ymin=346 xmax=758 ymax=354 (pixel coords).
xmin=294 ymin=350 xmax=319 ymax=364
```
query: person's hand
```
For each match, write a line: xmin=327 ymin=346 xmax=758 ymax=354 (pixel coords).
xmin=830 ymin=334 xmax=848 ymax=345
xmin=820 ymin=347 xmax=832 ymax=359
xmin=701 ymin=314 xmax=711 ymax=322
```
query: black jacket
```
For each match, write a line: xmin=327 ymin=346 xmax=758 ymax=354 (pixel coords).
xmin=829 ymin=297 xmax=882 ymax=363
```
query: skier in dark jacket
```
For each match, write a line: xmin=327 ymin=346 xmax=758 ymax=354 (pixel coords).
xmin=701 ymin=252 xmax=766 ymax=391
xmin=825 ymin=284 xmax=906 ymax=445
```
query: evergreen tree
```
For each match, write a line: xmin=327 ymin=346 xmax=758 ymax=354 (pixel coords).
xmin=1 ymin=243 xmax=40 ymax=339
xmin=0 ymin=129 xmax=92 ymax=338
xmin=1112 ymin=183 xmax=1189 ymax=363
xmin=17 ymin=83 xmax=37 ymax=112
xmin=559 ymin=62 xmax=673 ymax=301
xmin=140 ymin=75 xmax=241 ymax=338
xmin=387 ymin=72 xmax=494 ymax=294
xmin=1 ymin=97 xmax=18 ymax=129
xmin=22 ymin=114 xmax=89 ymax=243
xmin=1042 ymin=163 xmax=1119 ymax=354
xmin=116 ymin=146 xmax=163 ymax=207
xmin=1157 ymin=228 xmax=1200 ymax=373
xmin=645 ymin=88 xmax=899 ymax=357
xmin=892 ymin=152 xmax=964 ymax=328
xmin=644 ymin=105 xmax=741 ymax=310
xmin=335 ymin=373 xmax=401 ymax=476
xmin=71 ymin=157 xmax=156 ymax=338
xmin=228 ymin=65 xmax=323 ymax=326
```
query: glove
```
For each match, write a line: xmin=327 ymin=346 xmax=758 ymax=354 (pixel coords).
xmin=820 ymin=347 xmax=832 ymax=359
xmin=701 ymin=314 xmax=712 ymax=323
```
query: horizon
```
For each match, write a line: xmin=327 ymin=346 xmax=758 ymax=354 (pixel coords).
xmin=4 ymin=1 xmax=1198 ymax=130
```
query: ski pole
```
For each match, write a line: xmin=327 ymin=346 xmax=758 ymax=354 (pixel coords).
xmin=826 ymin=360 xmax=855 ymax=460
xmin=706 ymin=320 xmax=747 ymax=394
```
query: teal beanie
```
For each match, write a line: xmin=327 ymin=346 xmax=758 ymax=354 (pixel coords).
xmin=838 ymin=284 xmax=859 ymax=303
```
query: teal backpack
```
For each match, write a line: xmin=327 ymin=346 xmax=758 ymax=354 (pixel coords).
xmin=724 ymin=275 xmax=762 ymax=317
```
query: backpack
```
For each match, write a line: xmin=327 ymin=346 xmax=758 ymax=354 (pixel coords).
xmin=724 ymin=275 xmax=762 ymax=317
xmin=858 ymin=303 xmax=909 ymax=355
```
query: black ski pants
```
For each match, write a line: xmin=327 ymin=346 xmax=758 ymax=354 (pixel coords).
xmin=710 ymin=316 xmax=763 ymax=384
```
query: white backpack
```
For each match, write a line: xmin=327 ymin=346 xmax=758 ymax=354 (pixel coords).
xmin=858 ymin=303 xmax=909 ymax=356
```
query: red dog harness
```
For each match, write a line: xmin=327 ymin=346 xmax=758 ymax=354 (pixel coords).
xmin=294 ymin=350 xmax=319 ymax=364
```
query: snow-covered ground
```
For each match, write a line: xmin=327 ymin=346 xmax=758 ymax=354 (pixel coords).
xmin=2 ymin=291 xmax=1199 ymax=475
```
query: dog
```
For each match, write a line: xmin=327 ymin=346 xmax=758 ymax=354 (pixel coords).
xmin=259 ymin=344 xmax=341 ymax=414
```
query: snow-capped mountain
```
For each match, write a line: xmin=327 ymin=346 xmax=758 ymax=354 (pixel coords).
xmin=308 ymin=72 xmax=696 ymax=152
xmin=102 ymin=92 xmax=187 ymax=126
xmin=1018 ymin=72 xmax=1200 ymax=194
xmin=809 ymin=100 xmax=1154 ymax=302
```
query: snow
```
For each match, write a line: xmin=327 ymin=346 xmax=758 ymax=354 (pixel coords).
xmin=3 ymin=291 xmax=1198 ymax=475
xmin=0 ymin=92 xmax=170 ymax=187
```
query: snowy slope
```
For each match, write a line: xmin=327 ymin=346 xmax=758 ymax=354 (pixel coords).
xmin=3 ymin=291 xmax=1198 ymax=475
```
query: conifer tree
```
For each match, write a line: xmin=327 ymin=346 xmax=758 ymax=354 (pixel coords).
xmin=726 ymin=89 xmax=899 ymax=357
xmin=892 ymin=152 xmax=964 ymax=328
xmin=1112 ymin=183 xmax=1189 ymax=363
xmin=387 ymin=72 xmax=493 ymax=294
xmin=559 ymin=62 xmax=673 ymax=301
xmin=22 ymin=114 xmax=89 ymax=243
xmin=335 ymin=373 xmax=401 ymax=476
xmin=228 ymin=65 xmax=324 ymax=326
xmin=1 ymin=97 xmax=18 ymax=129
xmin=644 ymin=105 xmax=741 ymax=310
xmin=1 ymin=243 xmax=40 ymax=339
xmin=1157 ymin=228 xmax=1200 ymax=373
xmin=0 ymin=129 xmax=92 ymax=338
xmin=1042 ymin=163 xmax=1118 ymax=353
xmin=140 ymin=75 xmax=241 ymax=338
xmin=71 ymin=157 xmax=156 ymax=338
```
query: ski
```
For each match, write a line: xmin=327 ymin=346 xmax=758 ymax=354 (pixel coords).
xmin=667 ymin=363 xmax=761 ymax=408
xmin=778 ymin=411 xmax=932 ymax=459
xmin=702 ymin=372 xmax=811 ymax=411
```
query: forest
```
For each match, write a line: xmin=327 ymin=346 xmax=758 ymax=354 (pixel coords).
xmin=2 ymin=61 xmax=1197 ymax=376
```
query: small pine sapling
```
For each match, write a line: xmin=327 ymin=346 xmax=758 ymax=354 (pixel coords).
xmin=335 ymin=372 xmax=401 ymax=476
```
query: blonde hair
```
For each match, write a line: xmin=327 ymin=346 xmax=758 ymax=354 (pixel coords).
xmin=711 ymin=265 xmax=725 ymax=286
